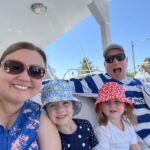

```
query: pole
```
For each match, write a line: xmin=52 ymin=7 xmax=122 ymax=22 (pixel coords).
xmin=131 ymin=41 xmax=136 ymax=74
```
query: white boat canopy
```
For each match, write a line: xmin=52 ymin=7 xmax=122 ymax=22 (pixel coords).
xmin=0 ymin=0 xmax=111 ymax=55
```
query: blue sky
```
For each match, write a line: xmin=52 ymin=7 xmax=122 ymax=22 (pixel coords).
xmin=44 ymin=0 xmax=150 ymax=79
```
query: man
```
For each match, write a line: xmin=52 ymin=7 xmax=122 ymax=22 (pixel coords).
xmin=69 ymin=44 xmax=150 ymax=149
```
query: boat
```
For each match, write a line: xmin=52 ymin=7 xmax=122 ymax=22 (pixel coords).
xmin=0 ymin=0 xmax=111 ymax=52
xmin=1 ymin=1 xmax=150 ymax=149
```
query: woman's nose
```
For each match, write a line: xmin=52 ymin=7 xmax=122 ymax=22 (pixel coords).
xmin=17 ymin=69 xmax=30 ymax=81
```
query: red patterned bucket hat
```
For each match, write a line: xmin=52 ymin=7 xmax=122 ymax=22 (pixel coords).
xmin=95 ymin=82 xmax=133 ymax=112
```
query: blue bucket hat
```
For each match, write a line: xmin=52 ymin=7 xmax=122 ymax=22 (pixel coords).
xmin=41 ymin=80 xmax=82 ymax=116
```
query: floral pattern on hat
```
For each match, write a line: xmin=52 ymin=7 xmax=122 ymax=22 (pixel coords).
xmin=95 ymin=82 xmax=133 ymax=112
xmin=41 ymin=80 xmax=82 ymax=116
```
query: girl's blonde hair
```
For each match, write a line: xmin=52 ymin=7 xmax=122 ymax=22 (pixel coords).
xmin=96 ymin=103 xmax=137 ymax=126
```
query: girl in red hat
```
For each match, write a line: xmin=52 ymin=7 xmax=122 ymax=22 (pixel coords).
xmin=95 ymin=82 xmax=141 ymax=150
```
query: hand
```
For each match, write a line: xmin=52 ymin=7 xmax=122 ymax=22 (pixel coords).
xmin=142 ymin=58 xmax=150 ymax=74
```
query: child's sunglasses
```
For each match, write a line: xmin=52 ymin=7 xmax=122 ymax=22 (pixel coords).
xmin=0 ymin=60 xmax=46 ymax=79
xmin=105 ymin=53 xmax=125 ymax=63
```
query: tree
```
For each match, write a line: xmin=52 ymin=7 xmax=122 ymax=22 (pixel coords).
xmin=79 ymin=57 xmax=100 ymax=78
xmin=127 ymin=71 xmax=135 ymax=78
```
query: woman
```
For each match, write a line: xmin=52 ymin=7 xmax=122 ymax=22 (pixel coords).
xmin=0 ymin=42 xmax=61 ymax=149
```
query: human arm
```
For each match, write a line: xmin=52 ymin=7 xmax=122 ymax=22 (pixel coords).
xmin=141 ymin=83 xmax=150 ymax=108
xmin=142 ymin=58 xmax=150 ymax=74
xmin=129 ymin=126 xmax=142 ymax=150
xmin=130 ymin=143 xmax=142 ymax=150
xmin=38 ymin=113 xmax=61 ymax=150
xmin=68 ymin=74 xmax=104 ymax=97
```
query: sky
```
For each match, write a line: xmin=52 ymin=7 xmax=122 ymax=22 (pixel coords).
xmin=44 ymin=0 xmax=150 ymax=79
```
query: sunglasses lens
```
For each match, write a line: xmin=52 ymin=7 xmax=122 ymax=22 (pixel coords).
xmin=1 ymin=60 xmax=45 ymax=79
xmin=3 ymin=60 xmax=24 ymax=74
xmin=105 ymin=56 xmax=113 ymax=63
xmin=105 ymin=53 xmax=125 ymax=63
xmin=116 ymin=53 xmax=125 ymax=61
xmin=28 ymin=66 xmax=45 ymax=79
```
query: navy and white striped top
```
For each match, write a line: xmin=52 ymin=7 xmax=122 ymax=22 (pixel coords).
xmin=68 ymin=73 xmax=150 ymax=148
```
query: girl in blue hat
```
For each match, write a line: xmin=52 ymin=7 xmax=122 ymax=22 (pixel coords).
xmin=41 ymin=80 xmax=99 ymax=150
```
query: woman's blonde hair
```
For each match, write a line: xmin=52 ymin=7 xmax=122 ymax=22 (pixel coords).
xmin=96 ymin=102 xmax=137 ymax=126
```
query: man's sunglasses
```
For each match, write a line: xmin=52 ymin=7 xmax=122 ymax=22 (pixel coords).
xmin=0 ymin=60 xmax=46 ymax=79
xmin=105 ymin=53 xmax=126 ymax=63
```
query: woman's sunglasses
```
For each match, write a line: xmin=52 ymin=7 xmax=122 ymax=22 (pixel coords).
xmin=0 ymin=60 xmax=46 ymax=79
xmin=105 ymin=53 xmax=125 ymax=63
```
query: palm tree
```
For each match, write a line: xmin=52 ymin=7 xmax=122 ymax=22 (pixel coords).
xmin=79 ymin=57 xmax=100 ymax=78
